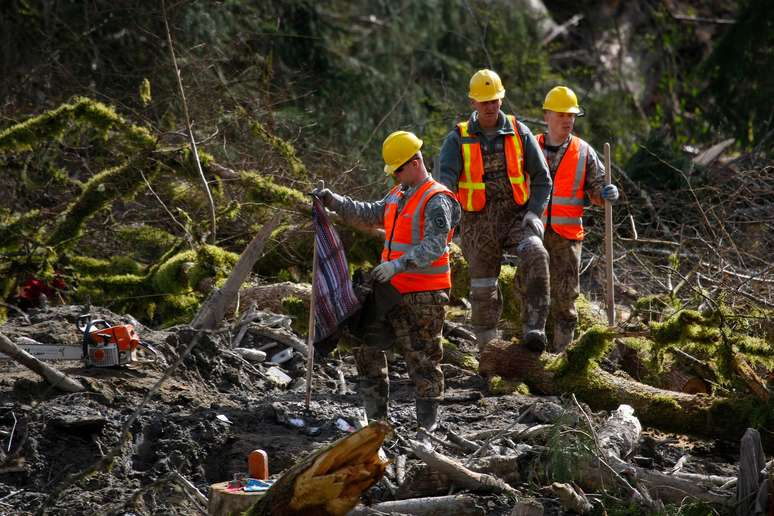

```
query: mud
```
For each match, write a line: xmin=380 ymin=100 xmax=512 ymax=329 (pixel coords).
xmin=0 ymin=305 xmax=744 ymax=515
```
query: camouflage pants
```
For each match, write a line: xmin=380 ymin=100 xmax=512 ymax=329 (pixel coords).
xmin=459 ymin=199 xmax=550 ymax=335
xmin=353 ymin=290 xmax=447 ymax=413
xmin=544 ymin=228 xmax=582 ymax=352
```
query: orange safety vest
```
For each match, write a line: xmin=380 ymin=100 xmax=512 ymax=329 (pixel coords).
xmin=538 ymin=134 xmax=589 ymax=240
xmin=381 ymin=179 xmax=455 ymax=294
xmin=456 ymin=114 xmax=529 ymax=211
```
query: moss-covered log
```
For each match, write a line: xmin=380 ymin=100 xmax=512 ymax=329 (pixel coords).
xmin=0 ymin=97 xmax=155 ymax=154
xmin=479 ymin=329 xmax=774 ymax=448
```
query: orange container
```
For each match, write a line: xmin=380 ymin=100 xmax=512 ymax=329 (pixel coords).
xmin=248 ymin=449 xmax=269 ymax=480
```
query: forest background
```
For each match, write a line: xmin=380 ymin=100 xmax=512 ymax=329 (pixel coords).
xmin=0 ymin=0 xmax=772 ymax=328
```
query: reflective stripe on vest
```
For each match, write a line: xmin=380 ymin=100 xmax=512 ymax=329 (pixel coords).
xmin=538 ymin=134 xmax=588 ymax=240
xmin=457 ymin=115 xmax=529 ymax=211
xmin=382 ymin=179 xmax=454 ymax=294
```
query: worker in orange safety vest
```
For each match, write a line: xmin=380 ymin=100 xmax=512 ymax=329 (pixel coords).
xmin=313 ymin=130 xmax=461 ymax=433
xmin=538 ymin=86 xmax=620 ymax=351
xmin=438 ymin=69 xmax=553 ymax=353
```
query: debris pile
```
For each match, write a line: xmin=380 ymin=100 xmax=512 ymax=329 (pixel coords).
xmin=0 ymin=302 xmax=771 ymax=515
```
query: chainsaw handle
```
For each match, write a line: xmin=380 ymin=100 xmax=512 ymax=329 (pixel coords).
xmin=77 ymin=316 xmax=111 ymax=333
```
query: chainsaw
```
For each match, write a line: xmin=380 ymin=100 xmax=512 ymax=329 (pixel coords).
xmin=0 ymin=315 xmax=158 ymax=367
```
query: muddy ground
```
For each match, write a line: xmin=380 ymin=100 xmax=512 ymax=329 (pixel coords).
xmin=0 ymin=305 xmax=743 ymax=515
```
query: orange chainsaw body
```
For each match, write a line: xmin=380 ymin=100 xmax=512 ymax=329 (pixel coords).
xmin=87 ymin=324 xmax=140 ymax=366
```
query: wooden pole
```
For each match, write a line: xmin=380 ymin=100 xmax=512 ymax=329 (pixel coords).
xmin=304 ymin=238 xmax=319 ymax=409
xmin=604 ymin=143 xmax=616 ymax=326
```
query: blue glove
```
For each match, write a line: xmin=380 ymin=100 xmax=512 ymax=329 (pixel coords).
xmin=601 ymin=184 xmax=619 ymax=203
xmin=521 ymin=211 xmax=544 ymax=240
xmin=311 ymin=180 xmax=334 ymax=207
xmin=373 ymin=260 xmax=399 ymax=282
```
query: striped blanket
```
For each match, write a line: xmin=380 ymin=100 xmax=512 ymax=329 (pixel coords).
xmin=312 ymin=197 xmax=361 ymax=342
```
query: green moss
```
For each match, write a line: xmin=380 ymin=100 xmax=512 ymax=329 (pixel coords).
xmin=156 ymin=293 xmax=201 ymax=326
xmin=557 ymin=326 xmax=616 ymax=376
xmin=188 ymin=245 xmax=239 ymax=290
xmin=281 ymin=295 xmax=309 ymax=336
xmin=139 ymin=78 xmax=152 ymax=106
xmin=442 ymin=339 xmax=479 ymax=371
xmin=151 ymin=244 xmax=237 ymax=295
xmin=69 ymin=255 xmax=142 ymax=275
xmin=0 ymin=97 xmax=155 ymax=154
xmin=45 ymin=157 xmax=156 ymax=247
xmin=499 ymin=265 xmax=520 ymax=324
xmin=115 ymin=224 xmax=179 ymax=262
xmin=575 ymin=294 xmax=607 ymax=333
xmin=151 ymin=249 xmax=197 ymax=294
xmin=241 ymin=171 xmax=308 ymax=206
xmin=449 ymin=242 xmax=468 ymax=302
xmin=250 ymin=121 xmax=307 ymax=179
xmin=732 ymin=334 xmax=774 ymax=367
xmin=488 ymin=375 xmax=529 ymax=395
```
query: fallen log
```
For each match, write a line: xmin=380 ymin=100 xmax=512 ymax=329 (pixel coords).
xmin=580 ymin=405 xmax=733 ymax=508
xmin=478 ymin=329 xmax=774 ymax=447
xmin=235 ymin=282 xmax=312 ymax=318
xmin=248 ymin=325 xmax=308 ymax=357
xmin=348 ymin=494 xmax=485 ymax=516
xmin=243 ymin=421 xmax=391 ymax=516
xmin=0 ymin=332 xmax=84 ymax=393
xmin=408 ymin=440 xmax=519 ymax=498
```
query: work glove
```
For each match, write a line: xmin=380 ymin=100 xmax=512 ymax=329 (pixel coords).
xmin=601 ymin=184 xmax=619 ymax=203
xmin=311 ymin=179 xmax=334 ymax=207
xmin=372 ymin=260 xmax=400 ymax=283
xmin=521 ymin=211 xmax=544 ymax=240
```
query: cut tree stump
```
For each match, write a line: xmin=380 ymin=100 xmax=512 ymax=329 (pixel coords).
xmin=208 ymin=481 xmax=267 ymax=516
xmin=478 ymin=337 xmax=773 ymax=447
xmin=244 ymin=421 xmax=391 ymax=516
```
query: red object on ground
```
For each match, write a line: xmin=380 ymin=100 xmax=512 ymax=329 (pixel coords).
xmin=248 ymin=450 xmax=269 ymax=480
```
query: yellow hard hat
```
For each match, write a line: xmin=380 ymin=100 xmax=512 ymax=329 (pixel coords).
xmin=382 ymin=131 xmax=423 ymax=175
xmin=542 ymin=86 xmax=580 ymax=114
xmin=468 ymin=69 xmax=505 ymax=102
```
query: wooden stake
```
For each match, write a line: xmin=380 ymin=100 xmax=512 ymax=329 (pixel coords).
xmin=304 ymin=239 xmax=319 ymax=409
xmin=604 ymin=142 xmax=616 ymax=326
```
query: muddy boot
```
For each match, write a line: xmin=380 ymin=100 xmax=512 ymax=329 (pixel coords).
xmin=362 ymin=395 xmax=388 ymax=423
xmin=552 ymin=321 xmax=575 ymax=353
xmin=415 ymin=398 xmax=439 ymax=432
xmin=523 ymin=329 xmax=547 ymax=352
xmin=473 ymin=326 xmax=500 ymax=352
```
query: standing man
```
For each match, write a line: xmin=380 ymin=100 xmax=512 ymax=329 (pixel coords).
xmin=439 ymin=69 xmax=552 ymax=352
xmin=313 ymin=131 xmax=461 ymax=432
xmin=538 ymin=86 xmax=619 ymax=352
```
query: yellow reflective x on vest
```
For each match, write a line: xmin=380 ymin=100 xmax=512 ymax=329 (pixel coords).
xmin=457 ymin=115 xmax=528 ymax=211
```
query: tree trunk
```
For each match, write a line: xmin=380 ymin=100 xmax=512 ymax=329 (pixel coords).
xmin=192 ymin=214 xmax=281 ymax=330
xmin=478 ymin=338 xmax=773 ymax=447
xmin=244 ymin=421 xmax=391 ymax=516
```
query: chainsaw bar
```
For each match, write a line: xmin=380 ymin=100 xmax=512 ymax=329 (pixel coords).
xmin=0 ymin=342 xmax=83 ymax=361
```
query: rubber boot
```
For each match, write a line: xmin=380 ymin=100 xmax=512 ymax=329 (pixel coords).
xmin=415 ymin=398 xmax=439 ymax=432
xmin=523 ymin=329 xmax=547 ymax=353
